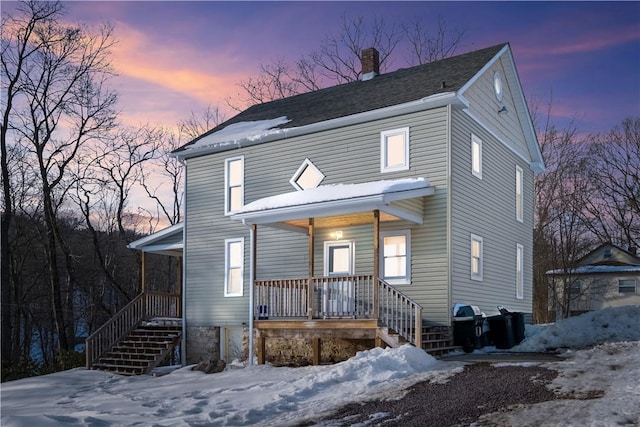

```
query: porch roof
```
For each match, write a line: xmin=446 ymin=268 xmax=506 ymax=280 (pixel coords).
xmin=232 ymin=178 xmax=433 ymax=230
xmin=127 ymin=222 xmax=183 ymax=256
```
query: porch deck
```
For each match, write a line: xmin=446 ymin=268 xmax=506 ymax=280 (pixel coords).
xmin=253 ymin=275 xmax=425 ymax=363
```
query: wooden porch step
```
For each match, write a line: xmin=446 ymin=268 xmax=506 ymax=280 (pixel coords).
xmin=426 ymin=345 xmax=462 ymax=356
xmin=111 ymin=345 xmax=165 ymax=354
xmin=103 ymin=351 xmax=157 ymax=360
xmin=92 ymin=363 xmax=147 ymax=376
xmin=98 ymin=357 xmax=153 ymax=367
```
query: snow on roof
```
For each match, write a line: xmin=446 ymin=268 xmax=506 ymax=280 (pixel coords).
xmin=237 ymin=178 xmax=429 ymax=213
xmin=185 ymin=116 xmax=291 ymax=151
xmin=546 ymin=265 xmax=640 ymax=275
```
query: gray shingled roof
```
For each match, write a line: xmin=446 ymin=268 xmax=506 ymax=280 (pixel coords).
xmin=175 ymin=43 xmax=507 ymax=153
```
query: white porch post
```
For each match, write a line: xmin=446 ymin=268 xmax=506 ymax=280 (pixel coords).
xmin=248 ymin=223 xmax=256 ymax=365
xmin=373 ymin=210 xmax=380 ymax=318
xmin=307 ymin=218 xmax=315 ymax=319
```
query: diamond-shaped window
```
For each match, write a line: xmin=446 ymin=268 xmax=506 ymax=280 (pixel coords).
xmin=290 ymin=158 xmax=324 ymax=191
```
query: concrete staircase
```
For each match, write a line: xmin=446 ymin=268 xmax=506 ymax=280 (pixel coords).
xmin=91 ymin=320 xmax=182 ymax=376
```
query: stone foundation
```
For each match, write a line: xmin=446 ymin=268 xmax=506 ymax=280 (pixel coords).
xmin=186 ymin=326 xmax=220 ymax=364
xmin=260 ymin=337 xmax=375 ymax=366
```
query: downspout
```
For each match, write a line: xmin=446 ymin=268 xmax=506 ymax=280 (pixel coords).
xmin=181 ymin=160 xmax=188 ymax=366
xmin=242 ymin=219 xmax=255 ymax=366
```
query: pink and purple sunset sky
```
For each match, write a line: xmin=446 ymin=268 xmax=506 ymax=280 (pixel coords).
xmin=5 ymin=1 xmax=640 ymax=134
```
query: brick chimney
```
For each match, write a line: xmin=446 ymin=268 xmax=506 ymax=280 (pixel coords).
xmin=361 ymin=47 xmax=380 ymax=81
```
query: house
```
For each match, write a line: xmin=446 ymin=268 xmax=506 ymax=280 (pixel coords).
xmin=546 ymin=243 xmax=640 ymax=317
xmin=87 ymin=42 xmax=545 ymax=372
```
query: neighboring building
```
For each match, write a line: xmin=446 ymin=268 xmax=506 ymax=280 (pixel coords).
xmin=546 ymin=243 xmax=640 ymax=317
xmin=93 ymin=42 xmax=545 ymax=369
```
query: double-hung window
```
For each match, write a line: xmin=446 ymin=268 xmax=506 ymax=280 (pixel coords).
xmin=380 ymin=127 xmax=409 ymax=172
xmin=224 ymin=238 xmax=244 ymax=297
xmin=471 ymin=134 xmax=482 ymax=179
xmin=380 ymin=230 xmax=411 ymax=285
xmin=471 ymin=234 xmax=483 ymax=281
xmin=516 ymin=243 xmax=524 ymax=299
xmin=618 ymin=279 xmax=636 ymax=293
xmin=225 ymin=156 xmax=244 ymax=215
xmin=516 ymin=166 xmax=523 ymax=222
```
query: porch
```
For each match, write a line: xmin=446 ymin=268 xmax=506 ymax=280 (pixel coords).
xmin=253 ymin=275 xmax=425 ymax=364
xmin=233 ymin=178 xmax=448 ymax=364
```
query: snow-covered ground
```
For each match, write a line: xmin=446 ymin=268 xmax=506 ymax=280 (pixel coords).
xmin=2 ymin=305 xmax=639 ymax=427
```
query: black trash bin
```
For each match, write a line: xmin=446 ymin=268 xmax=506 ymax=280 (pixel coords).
xmin=452 ymin=305 xmax=485 ymax=353
xmin=487 ymin=314 xmax=515 ymax=349
xmin=497 ymin=306 xmax=525 ymax=345
xmin=510 ymin=312 xmax=525 ymax=345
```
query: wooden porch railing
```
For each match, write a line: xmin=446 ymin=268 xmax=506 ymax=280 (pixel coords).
xmin=378 ymin=279 xmax=422 ymax=347
xmin=254 ymin=276 xmax=421 ymax=346
xmin=255 ymin=275 xmax=375 ymax=319
xmin=85 ymin=292 xmax=181 ymax=368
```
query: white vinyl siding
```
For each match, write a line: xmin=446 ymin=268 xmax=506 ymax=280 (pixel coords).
xmin=516 ymin=243 xmax=524 ymax=299
xmin=224 ymin=238 xmax=244 ymax=297
xmin=471 ymin=234 xmax=483 ymax=281
xmin=471 ymin=134 xmax=482 ymax=179
xmin=516 ymin=166 xmax=523 ymax=222
xmin=225 ymin=156 xmax=244 ymax=215
xmin=380 ymin=230 xmax=411 ymax=285
xmin=380 ymin=127 xmax=409 ymax=172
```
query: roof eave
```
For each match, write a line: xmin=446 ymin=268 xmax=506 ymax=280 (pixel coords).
xmin=232 ymin=186 xmax=434 ymax=226
xmin=171 ymin=92 xmax=467 ymax=161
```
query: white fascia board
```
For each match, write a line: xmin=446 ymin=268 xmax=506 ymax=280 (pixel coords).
xmin=233 ymin=194 xmax=387 ymax=225
xmin=172 ymin=92 xmax=466 ymax=161
xmin=127 ymin=222 xmax=183 ymax=250
xmin=459 ymin=44 xmax=545 ymax=173
xmin=139 ymin=243 xmax=183 ymax=256
xmin=233 ymin=187 xmax=434 ymax=226
xmin=381 ymin=187 xmax=435 ymax=203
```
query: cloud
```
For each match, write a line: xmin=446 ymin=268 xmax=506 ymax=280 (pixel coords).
xmin=110 ymin=22 xmax=247 ymax=107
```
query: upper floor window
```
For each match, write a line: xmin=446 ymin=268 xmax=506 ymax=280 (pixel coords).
xmin=380 ymin=127 xmax=409 ymax=173
xmin=471 ymin=234 xmax=483 ymax=281
xmin=471 ymin=134 xmax=482 ymax=179
xmin=224 ymin=238 xmax=244 ymax=297
xmin=619 ymin=279 xmax=636 ymax=293
xmin=516 ymin=243 xmax=524 ymax=299
xmin=516 ymin=166 xmax=523 ymax=222
xmin=380 ymin=230 xmax=411 ymax=285
xmin=225 ymin=156 xmax=244 ymax=215
xmin=290 ymin=158 xmax=325 ymax=190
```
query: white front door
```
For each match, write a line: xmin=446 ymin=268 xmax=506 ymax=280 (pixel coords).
xmin=323 ymin=241 xmax=355 ymax=316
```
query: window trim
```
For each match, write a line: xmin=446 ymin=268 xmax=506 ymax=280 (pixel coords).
xmin=471 ymin=134 xmax=482 ymax=179
xmin=290 ymin=158 xmax=325 ymax=191
xmin=224 ymin=237 xmax=244 ymax=297
xmin=516 ymin=243 xmax=524 ymax=299
xmin=379 ymin=229 xmax=411 ymax=285
xmin=380 ymin=127 xmax=410 ymax=173
xmin=618 ymin=279 xmax=637 ymax=294
xmin=224 ymin=156 xmax=244 ymax=215
xmin=471 ymin=234 xmax=484 ymax=281
xmin=516 ymin=165 xmax=524 ymax=222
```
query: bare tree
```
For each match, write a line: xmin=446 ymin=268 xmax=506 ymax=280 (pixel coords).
xmin=230 ymin=15 xmax=460 ymax=110
xmin=1 ymin=0 xmax=118 ymax=357
xmin=532 ymin=98 xmax=596 ymax=320
xmin=402 ymin=15 xmax=464 ymax=66
xmin=584 ymin=117 xmax=640 ymax=247
xmin=1 ymin=0 xmax=64 ymax=368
